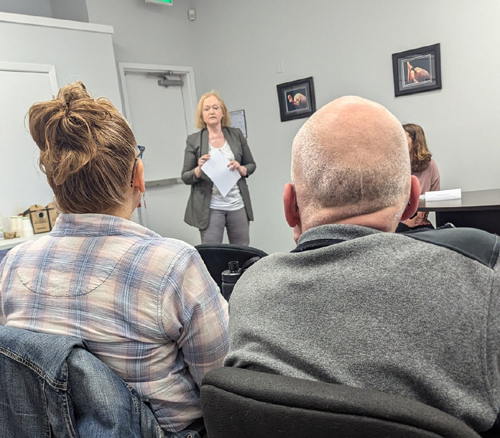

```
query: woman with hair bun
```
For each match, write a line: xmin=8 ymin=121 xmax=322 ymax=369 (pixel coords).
xmin=0 ymin=82 xmax=228 ymax=437
xmin=399 ymin=123 xmax=440 ymax=230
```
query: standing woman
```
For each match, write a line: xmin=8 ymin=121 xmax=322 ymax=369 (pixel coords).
xmin=182 ymin=91 xmax=256 ymax=245
xmin=400 ymin=123 xmax=440 ymax=230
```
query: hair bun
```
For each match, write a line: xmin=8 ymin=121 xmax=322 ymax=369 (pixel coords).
xmin=29 ymin=82 xmax=104 ymax=185
xmin=60 ymin=81 xmax=88 ymax=105
xmin=28 ymin=81 xmax=137 ymax=214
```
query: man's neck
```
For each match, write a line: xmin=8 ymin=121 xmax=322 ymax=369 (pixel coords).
xmin=302 ymin=206 xmax=402 ymax=234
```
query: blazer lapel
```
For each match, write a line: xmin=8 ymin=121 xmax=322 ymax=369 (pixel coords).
xmin=198 ymin=129 xmax=213 ymax=183
xmin=224 ymin=128 xmax=241 ymax=161
xmin=199 ymin=129 xmax=209 ymax=156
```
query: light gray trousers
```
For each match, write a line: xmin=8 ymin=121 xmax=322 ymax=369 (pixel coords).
xmin=200 ymin=208 xmax=249 ymax=246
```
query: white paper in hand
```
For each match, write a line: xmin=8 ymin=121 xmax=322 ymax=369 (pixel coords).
xmin=201 ymin=149 xmax=241 ymax=197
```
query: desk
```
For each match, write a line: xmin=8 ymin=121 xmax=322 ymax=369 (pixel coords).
xmin=418 ymin=188 xmax=500 ymax=234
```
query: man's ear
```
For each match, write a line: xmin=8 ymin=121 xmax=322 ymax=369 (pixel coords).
xmin=133 ymin=160 xmax=146 ymax=194
xmin=283 ymin=183 xmax=300 ymax=228
xmin=400 ymin=175 xmax=421 ymax=221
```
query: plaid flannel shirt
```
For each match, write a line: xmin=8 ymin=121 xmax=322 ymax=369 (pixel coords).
xmin=0 ymin=213 xmax=229 ymax=432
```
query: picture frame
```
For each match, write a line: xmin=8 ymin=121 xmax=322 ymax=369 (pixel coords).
xmin=392 ymin=43 xmax=442 ymax=97
xmin=277 ymin=76 xmax=316 ymax=122
xmin=230 ymin=109 xmax=248 ymax=138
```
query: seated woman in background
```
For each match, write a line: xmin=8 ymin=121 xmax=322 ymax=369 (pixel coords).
xmin=0 ymin=82 xmax=228 ymax=438
xmin=398 ymin=123 xmax=440 ymax=231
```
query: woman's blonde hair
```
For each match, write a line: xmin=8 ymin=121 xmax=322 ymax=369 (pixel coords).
xmin=403 ymin=123 xmax=432 ymax=173
xmin=28 ymin=81 xmax=137 ymax=214
xmin=195 ymin=90 xmax=231 ymax=130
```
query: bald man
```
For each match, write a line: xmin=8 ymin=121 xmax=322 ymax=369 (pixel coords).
xmin=224 ymin=97 xmax=500 ymax=434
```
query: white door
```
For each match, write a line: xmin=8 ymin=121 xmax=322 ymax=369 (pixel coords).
xmin=0 ymin=64 xmax=58 ymax=226
xmin=122 ymin=71 xmax=188 ymax=182
xmin=119 ymin=64 xmax=200 ymax=244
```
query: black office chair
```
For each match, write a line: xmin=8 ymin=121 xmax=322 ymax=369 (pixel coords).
xmin=195 ymin=243 xmax=267 ymax=290
xmin=201 ymin=367 xmax=482 ymax=438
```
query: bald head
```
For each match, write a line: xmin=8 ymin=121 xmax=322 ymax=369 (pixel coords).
xmin=291 ymin=96 xmax=411 ymax=229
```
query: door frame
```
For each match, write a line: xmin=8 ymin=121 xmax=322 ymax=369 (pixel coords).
xmin=118 ymin=62 xmax=197 ymax=131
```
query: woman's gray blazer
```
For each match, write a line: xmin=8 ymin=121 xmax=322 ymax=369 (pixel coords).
xmin=181 ymin=127 xmax=256 ymax=230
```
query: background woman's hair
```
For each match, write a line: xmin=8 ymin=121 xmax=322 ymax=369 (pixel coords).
xmin=195 ymin=90 xmax=232 ymax=130
xmin=403 ymin=123 xmax=432 ymax=173
xmin=28 ymin=81 xmax=137 ymax=214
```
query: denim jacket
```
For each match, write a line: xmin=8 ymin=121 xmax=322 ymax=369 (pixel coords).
xmin=0 ymin=325 xmax=164 ymax=438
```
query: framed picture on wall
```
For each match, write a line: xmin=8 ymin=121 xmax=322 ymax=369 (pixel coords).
xmin=277 ymin=77 xmax=316 ymax=122
xmin=392 ymin=43 xmax=442 ymax=97
xmin=230 ymin=109 xmax=247 ymax=137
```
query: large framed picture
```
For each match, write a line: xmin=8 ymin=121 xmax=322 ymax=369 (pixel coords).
xmin=392 ymin=43 xmax=442 ymax=97
xmin=277 ymin=77 xmax=316 ymax=122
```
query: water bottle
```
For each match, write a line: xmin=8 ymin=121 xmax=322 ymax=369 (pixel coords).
xmin=221 ymin=261 xmax=241 ymax=301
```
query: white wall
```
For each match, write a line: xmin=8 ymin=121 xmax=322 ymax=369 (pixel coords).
xmin=51 ymin=0 xmax=88 ymax=22
xmin=187 ymin=0 xmax=500 ymax=252
xmin=86 ymin=0 xmax=199 ymax=73
xmin=4 ymin=1 xmax=498 ymax=253
xmin=88 ymin=0 xmax=500 ymax=253
xmin=0 ymin=0 xmax=52 ymax=17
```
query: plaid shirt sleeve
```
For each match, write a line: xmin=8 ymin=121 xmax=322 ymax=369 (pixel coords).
xmin=160 ymin=246 xmax=229 ymax=387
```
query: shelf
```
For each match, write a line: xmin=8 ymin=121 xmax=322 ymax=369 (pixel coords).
xmin=0 ymin=232 xmax=50 ymax=251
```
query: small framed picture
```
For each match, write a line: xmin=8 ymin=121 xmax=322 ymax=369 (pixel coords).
xmin=277 ymin=77 xmax=316 ymax=122
xmin=230 ymin=109 xmax=247 ymax=138
xmin=392 ymin=43 xmax=442 ymax=97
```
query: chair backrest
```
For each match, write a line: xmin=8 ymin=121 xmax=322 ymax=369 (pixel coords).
xmin=201 ymin=367 xmax=481 ymax=438
xmin=195 ymin=243 xmax=267 ymax=290
xmin=0 ymin=325 xmax=163 ymax=438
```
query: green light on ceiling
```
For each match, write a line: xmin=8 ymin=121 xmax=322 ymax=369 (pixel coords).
xmin=147 ymin=0 xmax=173 ymax=4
